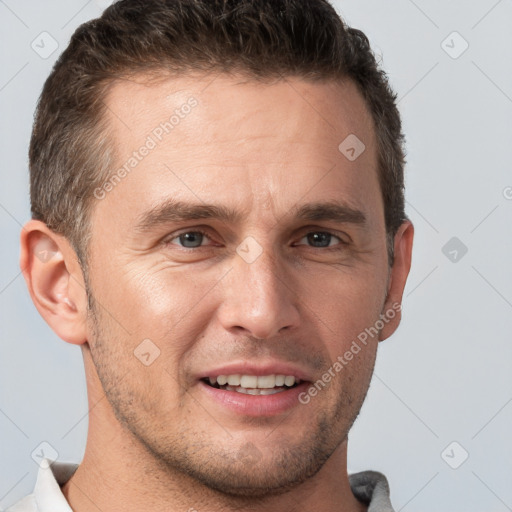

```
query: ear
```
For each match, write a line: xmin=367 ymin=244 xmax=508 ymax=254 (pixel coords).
xmin=20 ymin=220 xmax=88 ymax=345
xmin=379 ymin=220 xmax=414 ymax=341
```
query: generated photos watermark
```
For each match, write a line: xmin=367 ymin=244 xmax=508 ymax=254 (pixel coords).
xmin=298 ymin=302 xmax=402 ymax=405
xmin=93 ymin=96 xmax=198 ymax=200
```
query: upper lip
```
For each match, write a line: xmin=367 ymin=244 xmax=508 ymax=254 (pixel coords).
xmin=199 ymin=361 xmax=312 ymax=382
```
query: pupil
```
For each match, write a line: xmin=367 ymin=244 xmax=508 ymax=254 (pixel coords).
xmin=307 ymin=232 xmax=331 ymax=247
xmin=180 ymin=232 xmax=203 ymax=248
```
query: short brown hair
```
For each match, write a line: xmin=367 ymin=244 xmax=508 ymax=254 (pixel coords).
xmin=29 ymin=0 xmax=407 ymax=267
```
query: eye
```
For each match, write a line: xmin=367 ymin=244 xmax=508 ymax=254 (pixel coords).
xmin=169 ymin=230 xmax=211 ymax=248
xmin=297 ymin=231 xmax=344 ymax=248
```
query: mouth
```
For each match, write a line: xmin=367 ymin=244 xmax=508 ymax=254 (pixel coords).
xmin=198 ymin=364 xmax=312 ymax=416
xmin=199 ymin=368 xmax=309 ymax=418
xmin=202 ymin=374 xmax=302 ymax=396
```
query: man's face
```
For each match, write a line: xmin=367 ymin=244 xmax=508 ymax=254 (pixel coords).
xmin=85 ymin=73 xmax=392 ymax=495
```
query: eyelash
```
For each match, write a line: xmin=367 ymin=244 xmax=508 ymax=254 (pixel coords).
xmin=165 ymin=229 xmax=347 ymax=249
xmin=166 ymin=229 xmax=216 ymax=248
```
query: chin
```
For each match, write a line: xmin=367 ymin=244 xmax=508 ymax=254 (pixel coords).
xmin=152 ymin=426 xmax=337 ymax=499
xmin=179 ymin=454 xmax=326 ymax=498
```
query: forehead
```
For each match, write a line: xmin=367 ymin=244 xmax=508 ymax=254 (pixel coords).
xmin=96 ymin=72 xmax=381 ymax=231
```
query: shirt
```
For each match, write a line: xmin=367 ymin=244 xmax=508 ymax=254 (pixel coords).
xmin=6 ymin=458 xmax=395 ymax=512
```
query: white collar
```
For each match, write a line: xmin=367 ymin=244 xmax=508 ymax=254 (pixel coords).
xmin=34 ymin=459 xmax=78 ymax=511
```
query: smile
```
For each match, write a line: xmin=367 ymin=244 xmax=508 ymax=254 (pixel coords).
xmin=204 ymin=374 xmax=301 ymax=395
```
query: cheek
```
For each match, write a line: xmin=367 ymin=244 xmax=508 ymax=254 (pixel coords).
xmin=97 ymin=264 xmax=226 ymax=378
xmin=297 ymin=269 xmax=387 ymax=395
xmin=88 ymin=299 xmax=190 ymax=424
xmin=92 ymin=258 xmax=218 ymax=335
xmin=301 ymin=267 xmax=387 ymax=338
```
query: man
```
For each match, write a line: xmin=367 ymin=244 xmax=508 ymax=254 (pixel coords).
xmin=10 ymin=0 xmax=413 ymax=510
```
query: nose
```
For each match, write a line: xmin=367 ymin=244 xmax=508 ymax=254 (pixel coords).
xmin=217 ymin=247 xmax=301 ymax=340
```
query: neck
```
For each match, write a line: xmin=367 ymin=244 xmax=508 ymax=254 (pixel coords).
xmin=61 ymin=348 xmax=366 ymax=512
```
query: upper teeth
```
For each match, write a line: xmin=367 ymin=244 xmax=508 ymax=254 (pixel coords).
xmin=209 ymin=374 xmax=298 ymax=388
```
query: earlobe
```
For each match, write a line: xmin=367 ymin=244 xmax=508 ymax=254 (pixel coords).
xmin=379 ymin=220 xmax=414 ymax=342
xmin=20 ymin=220 xmax=88 ymax=345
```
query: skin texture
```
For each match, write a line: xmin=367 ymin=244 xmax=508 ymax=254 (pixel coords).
xmin=21 ymin=73 xmax=414 ymax=512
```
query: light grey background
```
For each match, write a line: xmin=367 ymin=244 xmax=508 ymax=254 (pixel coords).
xmin=1 ymin=1 xmax=511 ymax=510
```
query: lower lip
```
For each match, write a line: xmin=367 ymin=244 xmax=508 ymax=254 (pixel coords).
xmin=198 ymin=380 xmax=310 ymax=417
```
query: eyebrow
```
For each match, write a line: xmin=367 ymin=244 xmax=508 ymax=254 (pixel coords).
xmin=293 ymin=201 xmax=367 ymax=225
xmin=134 ymin=199 xmax=367 ymax=232
xmin=135 ymin=199 xmax=244 ymax=232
